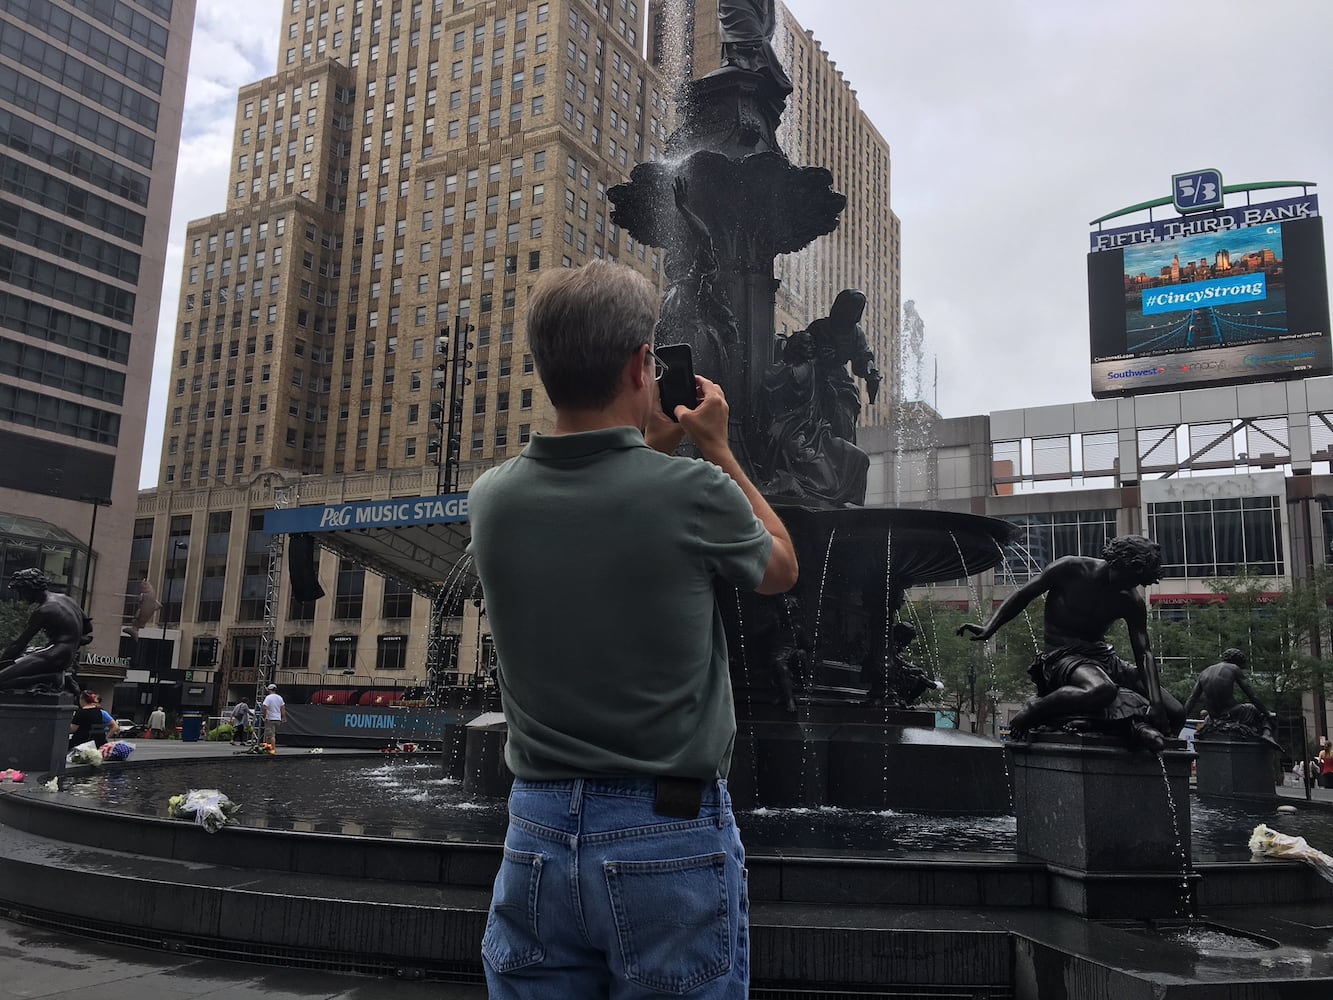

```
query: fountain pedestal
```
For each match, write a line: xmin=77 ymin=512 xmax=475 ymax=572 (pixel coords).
xmin=1008 ymin=736 xmax=1196 ymax=919
xmin=0 ymin=693 xmax=71 ymax=774
xmin=1194 ymin=738 xmax=1278 ymax=803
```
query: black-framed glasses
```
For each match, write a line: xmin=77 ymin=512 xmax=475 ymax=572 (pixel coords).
xmin=646 ymin=347 xmax=668 ymax=381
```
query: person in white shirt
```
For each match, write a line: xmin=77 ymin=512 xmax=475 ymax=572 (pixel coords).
xmin=260 ymin=684 xmax=286 ymax=747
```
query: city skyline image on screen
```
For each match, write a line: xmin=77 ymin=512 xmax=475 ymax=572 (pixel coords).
xmin=1088 ymin=195 xmax=1331 ymax=398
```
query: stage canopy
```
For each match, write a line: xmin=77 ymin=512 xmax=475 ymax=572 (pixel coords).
xmin=264 ymin=494 xmax=477 ymax=599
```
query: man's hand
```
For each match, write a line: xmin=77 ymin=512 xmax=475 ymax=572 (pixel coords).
xmin=676 ymin=376 xmax=730 ymax=458
xmin=644 ymin=402 xmax=686 ymax=454
xmin=956 ymin=623 xmax=989 ymax=641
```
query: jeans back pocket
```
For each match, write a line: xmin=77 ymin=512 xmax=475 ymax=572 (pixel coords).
xmin=482 ymin=847 xmax=546 ymax=973
xmin=604 ymin=851 xmax=731 ymax=994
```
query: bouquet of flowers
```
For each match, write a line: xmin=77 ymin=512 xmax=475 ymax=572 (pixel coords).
xmin=1250 ymin=823 xmax=1333 ymax=884
xmin=167 ymin=788 xmax=242 ymax=833
xmin=66 ymin=741 xmax=104 ymax=767
xmin=99 ymin=741 xmax=136 ymax=761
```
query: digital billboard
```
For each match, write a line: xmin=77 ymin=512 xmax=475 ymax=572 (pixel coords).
xmin=1088 ymin=195 xmax=1330 ymax=397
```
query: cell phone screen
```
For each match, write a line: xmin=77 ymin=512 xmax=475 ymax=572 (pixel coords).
xmin=655 ymin=343 xmax=697 ymax=421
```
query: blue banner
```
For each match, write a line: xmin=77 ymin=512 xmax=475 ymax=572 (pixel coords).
xmin=1141 ymin=273 xmax=1268 ymax=315
xmin=264 ymin=494 xmax=470 ymax=534
xmin=1090 ymin=195 xmax=1319 ymax=252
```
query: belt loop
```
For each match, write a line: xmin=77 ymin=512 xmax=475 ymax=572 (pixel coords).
xmin=715 ymin=779 xmax=725 ymax=828
xmin=569 ymin=778 xmax=585 ymax=818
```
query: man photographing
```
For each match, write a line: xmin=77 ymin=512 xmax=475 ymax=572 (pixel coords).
xmin=468 ymin=260 xmax=798 ymax=997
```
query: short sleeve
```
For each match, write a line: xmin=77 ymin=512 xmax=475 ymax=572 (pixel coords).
xmin=691 ymin=463 xmax=772 ymax=590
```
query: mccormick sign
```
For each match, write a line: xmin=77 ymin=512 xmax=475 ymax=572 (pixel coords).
xmin=264 ymin=494 xmax=470 ymax=534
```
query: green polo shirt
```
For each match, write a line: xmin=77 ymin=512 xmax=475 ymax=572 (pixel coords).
xmin=467 ymin=426 xmax=772 ymax=780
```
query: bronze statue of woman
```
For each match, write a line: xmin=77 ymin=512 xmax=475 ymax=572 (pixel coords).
xmin=714 ymin=0 xmax=793 ymax=97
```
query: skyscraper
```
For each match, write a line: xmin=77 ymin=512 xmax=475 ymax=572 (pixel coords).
xmin=139 ymin=0 xmax=899 ymax=703
xmin=0 ymin=0 xmax=196 ymax=666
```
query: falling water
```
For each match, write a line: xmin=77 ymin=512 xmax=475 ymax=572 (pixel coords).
xmin=903 ymin=599 xmax=936 ymax=676
xmin=798 ymin=529 xmax=839 ymax=802
xmin=733 ymin=588 xmax=762 ymax=805
xmin=921 ymin=587 xmax=944 ymax=677
xmin=653 ymin=0 xmax=692 ymax=93
xmin=770 ymin=2 xmax=818 ymax=342
xmin=893 ymin=301 xmax=931 ymax=505
xmin=952 ymin=531 xmax=1013 ymax=807
xmin=991 ymin=539 xmax=1042 ymax=655
xmin=810 ymin=529 xmax=838 ymax=677
xmin=1156 ymin=752 xmax=1194 ymax=918
xmin=881 ymin=531 xmax=894 ymax=805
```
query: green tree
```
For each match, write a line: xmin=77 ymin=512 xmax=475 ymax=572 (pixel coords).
xmin=1150 ymin=571 xmax=1328 ymax=715
xmin=905 ymin=595 xmax=1033 ymax=732
xmin=0 ymin=598 xmax=37 ymax=655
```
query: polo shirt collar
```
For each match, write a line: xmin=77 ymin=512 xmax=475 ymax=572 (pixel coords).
xmin=524 ymin=426 xmax=648 ymax=460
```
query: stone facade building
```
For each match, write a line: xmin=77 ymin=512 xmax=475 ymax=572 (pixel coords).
xmin=0 ymin=0 xmax=195 ymax=682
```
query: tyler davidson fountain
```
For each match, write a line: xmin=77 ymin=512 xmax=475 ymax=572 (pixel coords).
xmin=600 ymin=5 xmax=1019 ymax=817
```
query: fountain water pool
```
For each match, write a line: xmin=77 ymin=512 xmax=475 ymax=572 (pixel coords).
xmin=40 ymin=756 xmax=1333 ymax=861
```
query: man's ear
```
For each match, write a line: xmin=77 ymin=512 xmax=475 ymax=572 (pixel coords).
xmin=626 ymin=343 xmax=650 ymax=392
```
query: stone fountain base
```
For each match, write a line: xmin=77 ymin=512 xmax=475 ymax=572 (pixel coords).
xmin=0 ymin=693 xmax=72 ymax=774
xmin=451 ymin=712 xmax=1011 ymax=815
xmin=1009 ymin=735 xmax=1196 ymax=919
xmin=728 ymin=719 xmax=1011 ymax=814
xmin=1194 ymin=738 xmax=1279 ymax=803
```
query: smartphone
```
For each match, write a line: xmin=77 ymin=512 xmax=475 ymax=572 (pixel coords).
xmin=655 ymin=343 xmax=697 ymax=421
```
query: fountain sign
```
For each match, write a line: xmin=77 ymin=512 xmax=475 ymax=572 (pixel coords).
xmin=1088 ymin=184 xmax=1331 ymax=398
xmin=263 ymin=494 xmax=470 ymax=534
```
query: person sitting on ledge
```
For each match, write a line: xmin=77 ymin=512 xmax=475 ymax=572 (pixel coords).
xmin=958 ymin=536 xmax=1185 ymax=749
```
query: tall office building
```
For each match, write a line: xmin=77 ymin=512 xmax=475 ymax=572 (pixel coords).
xmin=137 ymin=0 xmax=900 ymax=701
xmin=0 ymin=0 xmax=196 ymax=667
xmin=653 ymin=0 xmax=902 ymax=421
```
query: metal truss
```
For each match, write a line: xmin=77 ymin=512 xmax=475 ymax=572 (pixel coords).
xmin=256 ymin=483 xmax=294 ymax=712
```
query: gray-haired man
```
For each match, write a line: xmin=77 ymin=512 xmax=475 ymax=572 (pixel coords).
xmin=469 ymin=260 xmax=797 ymax=997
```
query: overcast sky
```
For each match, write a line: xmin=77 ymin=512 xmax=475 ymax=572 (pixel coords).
xmin=138 ymin=0 xmax=1333 ymax=486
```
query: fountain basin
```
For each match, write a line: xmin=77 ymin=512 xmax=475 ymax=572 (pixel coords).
xmin=4 ymin=760 xmax=1333 ymax=994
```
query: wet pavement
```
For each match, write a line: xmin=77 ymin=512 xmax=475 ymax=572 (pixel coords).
xmin=0 ymin=918 xmax=485 ymax=999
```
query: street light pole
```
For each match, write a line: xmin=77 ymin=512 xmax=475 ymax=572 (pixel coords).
xmin=154 ymin=538 xmax=187 ymax=711
xmin=77 ymin=495 xmax=112 ymax=610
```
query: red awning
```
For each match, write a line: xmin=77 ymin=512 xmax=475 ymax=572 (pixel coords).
xmin=310 ymin=689 xmax=359 ymax=705
xmin=357 ymin=690 xmax=405 ymax=706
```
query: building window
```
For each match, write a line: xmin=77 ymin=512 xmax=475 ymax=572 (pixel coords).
xmin=333 ymin=560 xmax=365 ymax=619
xmin=1148 ymin=496 xmax=1284 ymax=578
xmin=328 ymin=635 xmax=358 ymax=672
xmin=381 ymin=576 xmax=414 ymax=618
xmin=190 ymin=637 xmax=218 ymax=668
xmin=282 ymin=635 xmax=311 ymax=671
xmin=1000 ymin=511 xmax=1117 ymax=584
xmin=377 ymin=635 xmax=408 ymax=670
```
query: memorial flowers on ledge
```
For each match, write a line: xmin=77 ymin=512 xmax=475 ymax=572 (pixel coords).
xmin=167 ymin=788 xmax=242 ymax=833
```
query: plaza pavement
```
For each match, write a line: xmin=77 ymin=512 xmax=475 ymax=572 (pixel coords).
xmin=0 ymin=918 xmax=485 ymax=999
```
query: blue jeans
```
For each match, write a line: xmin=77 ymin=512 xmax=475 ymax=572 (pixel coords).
xmin=482 ymin=777 xmax=749 ymax=998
